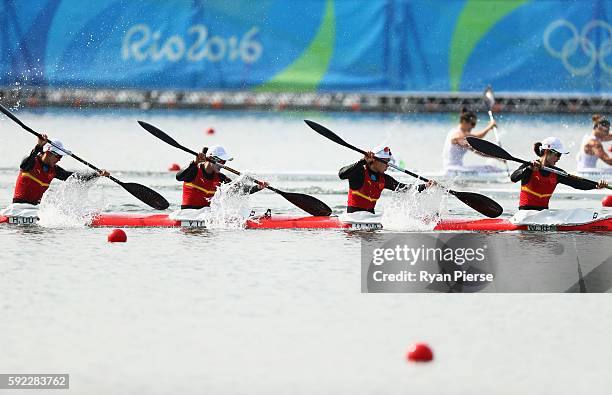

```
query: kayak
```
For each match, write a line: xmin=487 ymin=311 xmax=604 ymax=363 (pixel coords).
xmin=3 ymin=211 xmax=611 ymax=231
xmin=90 ymin=213 xmax=384 ymax=230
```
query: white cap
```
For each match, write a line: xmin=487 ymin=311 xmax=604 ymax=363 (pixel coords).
xmin=540 ymin=136 xmax=569 ymax=154
xmin=371 ymin=145 xmax=394 ymax=160
xmin=207 ymin=145 xmax=233 ymax=161
xmin=44 ymin=140 xmax=71 ymax=156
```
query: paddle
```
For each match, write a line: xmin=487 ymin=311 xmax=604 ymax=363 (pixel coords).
xmin=0 ymin=103 xmax=170 ymax=210
xmin=137 ymin=121 xmax=333 ymax=216
xmin=304 ymin=120 xmax=504 ymax=218
xmin=483 ymin=86 xmax=511 ymax=177
xmin=466 ymin=136 xmax=612 ymax=190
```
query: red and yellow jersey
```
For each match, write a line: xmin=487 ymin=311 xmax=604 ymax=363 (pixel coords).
xmin=13 ymin=156 xmax=56 ymax=204
xmin=347 ymin=167 xmax=386 ymax=211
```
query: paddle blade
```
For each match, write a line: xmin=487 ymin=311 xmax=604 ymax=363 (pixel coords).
xmin=483 ymin=86 xmax=495 ymax=110
xmin=304 ymin=120 xmax=365 ymax=155
xmin=278 ymin=190 xmax=332 ymax=216
xmin=466 ymin=137 xmax=518 ymax=163
xmin=449 ymin=190 xmax=503 ymax=218
xmin=120 ymin=181 xmax=170 ymax=210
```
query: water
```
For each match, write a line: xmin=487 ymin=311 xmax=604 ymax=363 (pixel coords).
xmin=0 ymin=109 xmax=611 ymax=394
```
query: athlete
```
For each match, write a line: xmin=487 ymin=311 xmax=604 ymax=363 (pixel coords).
xmin=511 ymin=137 xmax=608 ymax=211
xmin=12 ymin=134 xmax=109 ymax=205
xmin=176 ymin=145 xmax=266 ymax=209
xmin=442 ymin=107 xmax=498 ymax=173
xmin=339 ymin=145 xmax=433 ymax=214
xmin=576 ymin=114 xmax=612 ymax=174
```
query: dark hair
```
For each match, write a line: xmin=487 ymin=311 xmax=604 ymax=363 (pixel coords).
xmin=534 ymin=142 xmax=544 ymax=156
xmin=459 ymin=107 xmax=477 ymax=124
xmin=592 ymin=114 xmax=610 ymax=128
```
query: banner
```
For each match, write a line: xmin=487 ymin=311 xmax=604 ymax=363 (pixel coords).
xmin=0 ymin=0 xmax=610 ymax=93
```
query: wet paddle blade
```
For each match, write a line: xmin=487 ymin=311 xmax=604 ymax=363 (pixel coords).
xmin=120 ymin=181 xmax=170 ymax=210
xmin=466 ymin=136 xmax=519 ymax=163
xmin=483 ymin=86 xmax=496 ymax=110
xmin=450 ymin=190 xmax=503 ymax=218
xmin=278 ymin=190 xmax=332 ymax=216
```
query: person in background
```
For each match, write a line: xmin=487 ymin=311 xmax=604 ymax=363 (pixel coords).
xmin=576 ymin=114 xmax=612 ymax=173
xmin=442 ymin=107 xmax=498 ymax=171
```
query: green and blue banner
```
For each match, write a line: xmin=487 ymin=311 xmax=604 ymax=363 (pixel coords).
xmin=1 ymin=0 xmax=610 ymax=93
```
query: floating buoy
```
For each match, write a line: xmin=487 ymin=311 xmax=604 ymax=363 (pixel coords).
xmin=350 ymin=102 xmax=361 ymax=112
xmin=406 ymin=343 xmax=433 ymax=362
xmin=603 ymin=195 xmax=612 ymax=207
xmin=108 ymin=228 xmax=127 ymax=243
xmin=168 ymin=163 xmax=181 ymax=172
xmin=206 ymin=127 xmax=215 ymax=135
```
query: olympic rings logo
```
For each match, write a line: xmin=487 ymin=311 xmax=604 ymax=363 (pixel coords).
xmin=543 ymin=19 xmax=612 ymax=75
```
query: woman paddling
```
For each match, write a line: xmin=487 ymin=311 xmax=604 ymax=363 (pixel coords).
xmin=11 ymin=134 xmax=109 ymax=206
xmin=442 ymin=107 xmax=501 ymax=176
xmin=511 ymin=137 xmax=608 ymax=211
xmin=176 ymin=145 xmax=266 ymax=209
xmin=576 ymin=114 xmax=612 ymax=177
xmin=339 ymin=145 xmax=433 ymax=214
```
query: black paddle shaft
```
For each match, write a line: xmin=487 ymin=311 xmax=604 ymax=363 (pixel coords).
xmin=466 ymin=136 xmax=606 ymax=190
xmin=0 ymin=104 xmax=169 ymax=209
xmin=304 ymin=119 xmax=504 ymax=218
xmin=138 ymin=120 xmax=333 ymax=216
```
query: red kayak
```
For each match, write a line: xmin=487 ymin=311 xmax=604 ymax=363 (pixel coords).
xmin=3 ymin=213 xmax=611 ymax=232
xmin=89 ymin=213 xmax=612 ymax=232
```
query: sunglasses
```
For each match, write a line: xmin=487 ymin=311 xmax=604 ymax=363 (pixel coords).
xmin=550 ymin=150 xmax=562 ymax=158
xmin=49 ymin=152 xmax=62 ymax=159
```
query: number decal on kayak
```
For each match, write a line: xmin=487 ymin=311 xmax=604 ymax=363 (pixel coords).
xmin=526 ymin=224 xmax=558 ymax=231
xmin=8 ymin=216 xmax=37 ymax=225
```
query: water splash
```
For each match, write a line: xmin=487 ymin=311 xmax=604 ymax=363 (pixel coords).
xmin=204 ymin=175 xmax=253 ymax=229
xmin=379 ymin=183 xmax=447 ymax=231
xmin=170 ymin=174 xmax=254 ymax=229
xmin=37 ymin=174 xmax=106 ymax=228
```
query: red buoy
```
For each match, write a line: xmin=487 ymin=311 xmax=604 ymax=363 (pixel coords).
xmin=168 ymin=163 xmax=181 ymax=172
xmin=603 ymin=195 xmax=612 ymax=207
xmin=108 ymin=228 xmax=127 ymax=243
xmin=206 ymin=127 xmax=215 ymax=135
xmin=406 ymin=343 xmax=433 ymax=362
xmin=608 ymin=145 xmax=612 ymax=152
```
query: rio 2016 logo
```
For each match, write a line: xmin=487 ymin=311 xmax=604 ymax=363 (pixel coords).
xmin=121 ymin=24 xmax=262 ymax=64
xmin=543 ymin=19 xmax=612 ymax=76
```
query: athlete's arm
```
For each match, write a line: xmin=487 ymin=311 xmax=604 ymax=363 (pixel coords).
xmin=176 ymin=162 xmax=198 ymax=182
xmin=510 ymin=163 xmax=531 ymax=184
xmin=19 ymin=145 xmax=44 ymax=171
xmin=339 ymin=160 xmax=366 ymax=190
xmin=592 ymin=142 xmax=612 ymax=165
xmin=469 ymin=120 xmax=496 ymax=139
xmin=384 ymin=175 xmax=426 ymax=193
xmin=557 ymin=173 xmax=597 ymax=190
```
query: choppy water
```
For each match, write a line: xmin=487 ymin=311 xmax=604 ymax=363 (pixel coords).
xmin=0 ymin=109 xmax=611 ymax=394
